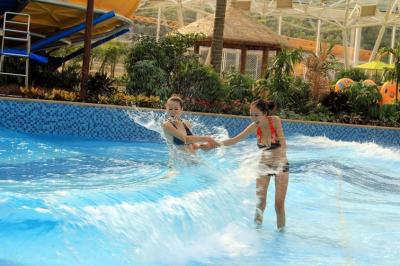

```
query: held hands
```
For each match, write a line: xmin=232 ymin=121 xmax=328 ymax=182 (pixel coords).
xmin=207 ymin=137 xmax=221 ymax=148
xmin=199 ymin=137 xmax=220 ymax=151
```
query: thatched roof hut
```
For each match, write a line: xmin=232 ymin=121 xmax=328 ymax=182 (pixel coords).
xmin=177 ymin=7 xmax=292 ymax=74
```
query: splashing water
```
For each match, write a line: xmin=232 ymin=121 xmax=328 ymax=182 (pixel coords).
xmin=125 ymin=108 xmax=230 ymax=163
xmin=125 ymin=108 xmax=230 ymax=141
xmin=126 ymin=108 xmax=166 ymax=135
xmin=0 ymin=124 xmax=399 ymax=265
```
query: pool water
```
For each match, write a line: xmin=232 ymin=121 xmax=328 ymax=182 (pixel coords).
xmin=0 ymin=127 xmax=399 ymax=266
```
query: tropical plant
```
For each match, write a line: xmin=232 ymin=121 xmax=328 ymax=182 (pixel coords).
xmin=287 ymin=77 xmax=314 ymax=114
xmin=265 ymin=48 xmax=303 ymax=96
xmin=321 ymin=91 xmax=350 ymax=114
xmin=252 ymin=78 xmax=269 ymax=99
xmin=86 ymin=72 xmax=116 ymax=102
xmin=172 ymin=62 xmax=223 ymax=100
xmin=126 ymin=60 xmax=170 ymax=99
xmin=345 ymin=82 xmax=381 ymax=118
xmin=0 ymin=57 xmax=28 ymax=86
xmin=159 ymin=33 xmax=205 ymax=77
xmin=378 ymin=103 xmax=400 ymax=126
xmin=260 ymin=76 xmax=313 ymax=114
xmin=97 ymin=41 xmax=128 ymax=78
xmin=125 ymin=33 xmax=205 ymax=84
xmin=336 ymin=67 xmax=368 ymax=82
xmin=18 ymin=86 xmax=78 ymax=101
xmin=255 ymin=49 xmax=307 ymax=111
xmin=125 ymin=33 xmax=215 ymax=100
xmin=304 ymin=43 xmax=338 ymax=99
xmin=223 ymin=71 xmax=255 ymax=101
xmin=29 ymin=63 xmax=81 ymax=91
xmin=380 ymin=42 xmax=400 ymax=102
xmin=267 ymin=48 xmax=303 ymax=79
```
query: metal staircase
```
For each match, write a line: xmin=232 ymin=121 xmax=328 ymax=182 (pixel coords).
xmin=0 ymin=12 xmax=31 ymax=88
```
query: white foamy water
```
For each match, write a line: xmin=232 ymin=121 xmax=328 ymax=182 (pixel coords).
xmin=0 ymin=122 xmax=399 ymax=265
xmin=291 ymin=135 xmax=400 ymax=161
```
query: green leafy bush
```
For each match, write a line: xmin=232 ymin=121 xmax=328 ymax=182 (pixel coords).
xmin=126 ymin=60 xmax=170 ymax=99
xmin=337 ymin=68 xmax=367 ymax=82
xmin=252 ymin=78 xmax=269 ymax=99
xmin=321 ymin=91 xmax=350 ymax=114
xmin=378 ymin=103 xmax=400 ymax=126
xmin=0 ymin=57 xmax=25 ymax=85
xmin=87 ymin=72 xmax=116 ymax=102
xmin=125 ymin=33 xmax=212 ymax=100
xmin=0 ymin=59 xmax=81 ymax=91
xmin=27 ymin=63 xmax=80 ymax=91
xmin=223 ymin=71 xmax=255 ymax=101
xmin=264 ymin=76 xmax=314 ymax=114
xmin=172 ymin=63 xmax=223 ymax=100
xmin=345 ymin=82 xmax=381 ymax=118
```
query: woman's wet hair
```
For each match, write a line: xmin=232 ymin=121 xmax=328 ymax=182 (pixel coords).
xmin=167 ymin=95 xmax=183 ymax=108
xmin=251 ymin=99 xmax=275 ymax=114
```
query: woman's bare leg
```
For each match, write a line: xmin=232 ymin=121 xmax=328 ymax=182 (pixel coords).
xmin=275 ymin=171 xmax=289 ymax=229
xmin=255 ymin=175 xmax=271 ymax=224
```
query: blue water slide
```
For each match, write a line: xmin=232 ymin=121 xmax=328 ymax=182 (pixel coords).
xmin=50 ymin=27 xmax=129 ymax=68
xmin=31 ymin=11 xmax=116 ymax=51
xmin=1 ymin=11 xmax=116 ymax=64
xmin=1 ymin=48 xmax=48 ymax=63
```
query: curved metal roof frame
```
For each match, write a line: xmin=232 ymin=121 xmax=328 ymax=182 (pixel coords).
xmin=251 ymin=0 xmax=400 ymax=30
xmin=136 ymin=0 xmax=400 ymax=65
xmin=138 ymin=0 xmax=400 ymax=30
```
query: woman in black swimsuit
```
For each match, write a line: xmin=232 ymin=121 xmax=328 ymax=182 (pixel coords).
xmin=162 ymin=95 xmax=219 ymax=154
xmin=221 ymin=99 xmax=289 ymax=229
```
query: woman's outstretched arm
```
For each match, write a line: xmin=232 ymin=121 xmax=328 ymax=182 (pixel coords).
xmin=163 ymin=122 xmax=219 ymax=145
xmin=222 ymin=123 xmax=257 ymax=146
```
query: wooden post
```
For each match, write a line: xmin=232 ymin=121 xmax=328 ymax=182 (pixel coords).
xmin=240 ymin=46 xmax=247 ymax=74
xmin=80 ymin=0 xmax=94 ymax=102
xmin=261 ymin=47 xmax=269 ymax=78
xmin=194 ymin=43 xmax=200 ymax=54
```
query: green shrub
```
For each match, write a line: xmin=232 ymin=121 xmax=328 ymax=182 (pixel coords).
xmin=288 ymin=77 xmax=314 ymax=114
xmin=223 ymin=71 xmax=255 ymax=101
xmin=27 ymin=63 xmax=81 ymax=91
xmin=126 ymin=33 xmax=203 ymax=76
xmin=172 ymin=63 xmax=223 ymax=101
xmin=264 ymin=76 xmax=313 ymax=114
xmin=305 ymin=105 xmax=335 ymax=122
xmin=378 ymin=103 xmax=400 ymax=125
xmin=337 ymin=68 xmax=367 ymax=82
xmin=125 ymin=33 xmax=206 ymax=100
xmin=56 ymin=65 xmax=81 ymax=91
xmin=0 ymin=59 xmax=81 ymax=91
xmin=0 ymin=57 xmax=25 ymax=85
xmin=87 ymin=72 xmax=116 ymax=102
xmin=321 ymin=91 xmax=350 ymax=114
xmin=126 ymin=60 xmax=170 ymax=99
xmin=345 ymin=82 xmax=381 ymax=118
xmin=252 ymin=78 xmax=269 ymax=99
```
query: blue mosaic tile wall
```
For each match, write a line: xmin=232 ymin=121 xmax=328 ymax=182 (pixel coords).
xmin=0 ymin=98 xmax=399 ymax=146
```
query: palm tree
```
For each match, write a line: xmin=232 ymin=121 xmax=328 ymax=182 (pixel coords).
xmin=260 ymin=48 xmax=304 ymax=109
xmin=210 ymin=0 xmax=228 ymax=73
xmin=380 ymin=42 xmax=400 ymax=102
xmin=98 ymin=41 xmax=127 ymax=78
xmin=305 ymin=43 xmax=337 ymax=99
xmin=267 ymin=48 xmax=303 ymax=91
